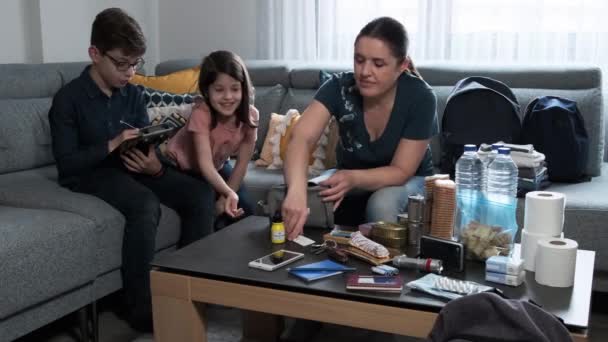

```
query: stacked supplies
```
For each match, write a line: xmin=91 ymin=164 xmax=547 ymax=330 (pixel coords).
xmin=479 ymin=142 xmax=549 ymax=197
xmin=517 ymin=163 xmax=550 ymax=197
xmin=485 ymin=256 xmax=525 ymax=286
xmin=520 ymin=191 xmax=566 ymax=272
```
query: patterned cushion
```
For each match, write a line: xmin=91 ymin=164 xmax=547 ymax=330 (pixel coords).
xmin=150 ymin=111 xmax=189 ymax=128
xmin=138 ymin=85 xmax=198 ymax=108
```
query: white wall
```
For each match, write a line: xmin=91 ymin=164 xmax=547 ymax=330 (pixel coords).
xmin=0 ymin=0 xmax=257 ymax=67
xmin=0 ymin=0 xmax=42 ymax=63
xmin=158 ymin=0 xmax=257 ymax=63
xmin=0 ymin=0 xmax=159 ymax=66
xmin=39 ymin=0 xmax=159 ymax=67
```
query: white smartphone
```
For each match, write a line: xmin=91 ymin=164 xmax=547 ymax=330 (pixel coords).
xmin=248 ymin=250 xmax=305 ymax=271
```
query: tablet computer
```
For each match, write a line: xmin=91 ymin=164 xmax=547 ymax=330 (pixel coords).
xmin=119 ymin=122 xmax=179 ymax=153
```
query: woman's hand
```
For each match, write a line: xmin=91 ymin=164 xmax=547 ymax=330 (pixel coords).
xmin=319 ymin=170 xmax=357 ymax=211
xmin=282 ymin=186 xmax=309 ymax=240
xmin=223 ymin=191 xmax=244 ymax=218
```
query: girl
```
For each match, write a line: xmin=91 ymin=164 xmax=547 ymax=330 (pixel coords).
xmin=282 ymin=17 xmax=438 ymax=240
xmin=166 ymin=50 xmax=258 ymax=230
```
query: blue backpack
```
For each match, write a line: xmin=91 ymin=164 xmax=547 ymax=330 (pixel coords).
xmin=521 ymin=96 xmax=590 ymax=182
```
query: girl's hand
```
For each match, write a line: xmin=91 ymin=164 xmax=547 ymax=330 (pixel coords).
xmin=215 ymin=196 xmax=226 ymax=216
xmin=319 ymin=170 xmax=356 ymax=211
xmin=224 ymin=191 xmax=244 ymax=218
xmin=282 ymin=186 xmax=309 ymax=240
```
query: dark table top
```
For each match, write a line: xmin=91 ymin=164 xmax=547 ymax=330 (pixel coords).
xmin=152 ymin=216 xmax=594 ymax=331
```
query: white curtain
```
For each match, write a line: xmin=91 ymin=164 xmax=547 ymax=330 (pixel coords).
xmin=256 ymin=0 xmax=608 ymax=70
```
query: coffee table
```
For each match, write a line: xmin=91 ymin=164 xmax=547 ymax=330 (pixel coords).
xmin=150 ymin=216 xmax=594 ymax=341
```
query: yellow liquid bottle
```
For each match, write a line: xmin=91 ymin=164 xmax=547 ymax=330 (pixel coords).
xmin=271 ymin=211 xmax=285 ymax=244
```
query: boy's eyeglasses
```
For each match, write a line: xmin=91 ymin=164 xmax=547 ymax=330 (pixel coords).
xmin=104 ymin=53 xmax=145 ymax=72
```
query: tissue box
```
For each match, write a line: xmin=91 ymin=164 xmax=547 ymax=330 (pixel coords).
xmin=486 ymin=256 xmax=524 ymax=276
xmin=486 ymin=271 xmax=525 ymax=286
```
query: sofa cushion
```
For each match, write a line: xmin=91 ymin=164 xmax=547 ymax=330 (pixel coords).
xmin=0 ymin=65 xmax=62 ymax=99
xmin=0 ymin=98 xmax=54 ymax=174
xmin=0 ymin=206 xmax=96 ymax=319
xmin=0 ymin=166 xmax=181 ymax=275
xmin=241 ymin=161 xmax=284 ymax=207
xmin=254 ymin=84 xmax=287 ymax=156
xmin=279 ymin=88 xmax=317 ymax=114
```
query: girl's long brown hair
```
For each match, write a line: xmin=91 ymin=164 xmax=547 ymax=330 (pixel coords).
xmin=198 ymin=50 xmax=257 ymax=128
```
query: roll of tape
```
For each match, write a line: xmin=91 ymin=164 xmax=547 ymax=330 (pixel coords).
xmin=524 ymin=191 xmax=566 ymax=236
xmin=521 ymin=229 xmax=563 ymax=271
xmin=535 ymin=238 xmax=578 ymax=287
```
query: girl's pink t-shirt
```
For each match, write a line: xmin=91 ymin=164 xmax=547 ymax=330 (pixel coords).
xmin=166 ymin=101 xmax=258 ymax=172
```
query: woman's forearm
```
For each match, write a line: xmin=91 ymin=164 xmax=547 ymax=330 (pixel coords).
xmin=284 ymin=135 xmax=314 ymax=192
xmin=351 ymin=166 xmax=413 ymax=191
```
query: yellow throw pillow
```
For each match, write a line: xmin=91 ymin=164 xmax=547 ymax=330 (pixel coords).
xmin=254 ymin=110 xmax=339 ymax=175
xmin=279 ymin=114 xmax=314 ymax=163
xmin=323 ymin=118 xmax=339 ymax=169
xmin=254 ymin=113 xmax=283 ymax=167
xmin=131 ymin=67 xmax=200 ymax=94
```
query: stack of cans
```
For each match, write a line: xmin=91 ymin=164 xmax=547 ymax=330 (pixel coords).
xmin=370 ymin=222 xmax=407 ymax=251
xmin=407 ymin=194 xmax=425 ymax=252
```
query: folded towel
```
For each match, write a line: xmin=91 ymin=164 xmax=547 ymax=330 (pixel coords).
xmin=511 ymin=151 xmax=545 ymax=167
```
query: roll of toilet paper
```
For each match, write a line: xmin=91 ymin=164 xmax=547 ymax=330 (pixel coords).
xmin=521 ymin=229 xmax=563 ymax=271
xmin=524 ymin=191 xmax=566 ymax=237
xmin=535 ymin=238 xmax=578 ymax=287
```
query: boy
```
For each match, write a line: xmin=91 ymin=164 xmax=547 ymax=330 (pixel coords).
xmin=48 ymin=8 xmax=213 ymax=331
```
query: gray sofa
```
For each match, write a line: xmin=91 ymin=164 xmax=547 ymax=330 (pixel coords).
xmin=0 ymin=60 xmax=606 ymax=341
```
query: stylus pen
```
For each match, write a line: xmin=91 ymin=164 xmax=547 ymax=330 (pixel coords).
xmin=287 ymin=267 xmax=356 ymax=272
xmin=120 ymin=120 xmax=138 ymax=129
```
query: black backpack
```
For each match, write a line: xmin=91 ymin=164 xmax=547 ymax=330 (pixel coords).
xmin=440 ymin=77 xmax=522 ymax=177
xmin=521 ymin=96 xmax=590 ymax=182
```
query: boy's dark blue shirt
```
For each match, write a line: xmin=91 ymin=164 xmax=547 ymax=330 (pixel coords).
xmin=48 ymin=65 xmax=149 ymax=187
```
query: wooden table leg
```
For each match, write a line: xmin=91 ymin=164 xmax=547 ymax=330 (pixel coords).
xmin=242 ymin=310 xmax=284 ymax=342
xmin=151 ymin=270 xmax=207 ymax=342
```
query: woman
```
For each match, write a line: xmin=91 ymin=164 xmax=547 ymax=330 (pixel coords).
xmin=282 ymin=17 xmax=438 ymax=240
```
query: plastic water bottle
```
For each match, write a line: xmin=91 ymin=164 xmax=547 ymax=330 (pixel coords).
xmin=487 ymin=147 xmax=519 ymax=200
xmin=486 ymin=143 xmax=504 ymax=168
xmin=481 ymin=143 xmax=503 ymax=192
xmin=454 ymin=144 xmax=484 ymax=240
xmin=455 ymin=144 xmax=484 ymax=193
